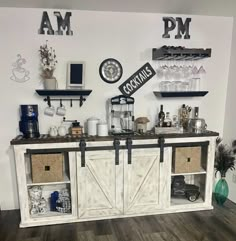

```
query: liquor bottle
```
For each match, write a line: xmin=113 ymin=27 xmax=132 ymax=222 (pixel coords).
xmin=158 ymin=105 xmax=165 ymax=127
xmin=163 ymin=112 xmax=172 ymax=127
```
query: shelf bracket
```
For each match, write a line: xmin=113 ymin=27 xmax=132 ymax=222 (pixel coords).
xmin=79 ymin=95 xmax=86 ymax=107
xmin=46 ymin=96 xmax=51 ymax=107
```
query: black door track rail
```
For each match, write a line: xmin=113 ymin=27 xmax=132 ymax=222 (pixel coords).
xmin=26 ymin=138 xmax=210 ymax=166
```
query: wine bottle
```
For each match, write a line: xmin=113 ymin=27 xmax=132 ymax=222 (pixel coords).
xmin=158 ymin=105 xmax=165 ymax=127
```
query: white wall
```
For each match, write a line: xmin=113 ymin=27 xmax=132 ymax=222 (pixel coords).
xmin=223 ymin=18 xmax=236 ymax=202
xmin=0 ymin=8 xmax=233 ymax=209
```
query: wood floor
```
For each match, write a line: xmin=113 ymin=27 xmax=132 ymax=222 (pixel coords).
xmin=1 ymin=200 xmax=236 ymax=241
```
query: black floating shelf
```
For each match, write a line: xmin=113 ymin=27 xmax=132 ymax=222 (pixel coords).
xmin=36 ymin=89 xmax=92 ymax=96
xmin=152 ymin=46 xmax=211 ymax=61
xmin=153 ymin=91 xmax=208 ymax=98
xmin=35 ymin=89 xmax=92 ymax=107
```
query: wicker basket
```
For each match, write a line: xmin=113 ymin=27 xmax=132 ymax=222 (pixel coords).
xmin=172 ymin=146 xmax=201 ymax=173
xmin=31 ymin=153 xmax=63 ymax=183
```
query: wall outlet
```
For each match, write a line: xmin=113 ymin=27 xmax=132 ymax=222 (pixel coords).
xmin=232 ymin=174 xmax=236 ymax=183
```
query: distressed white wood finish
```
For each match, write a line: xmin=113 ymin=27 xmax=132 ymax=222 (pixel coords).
xmin=12 ymin=136 xmax=217 ymax=227
xmin=13 ymin=142 xmax=78 ymax=227
xmin=77 ymin=150 xmax=123 ymax=219
xmin=124 ymin=148 xmax=162 ymax=214
xmin=167 ymin=136 xmax=217 ymax=210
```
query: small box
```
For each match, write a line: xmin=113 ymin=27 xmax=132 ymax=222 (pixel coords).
xmin=172 ymin=146 xmax=201 ymax=173
xmin=31 ymin=153 xmax=63 ymax=183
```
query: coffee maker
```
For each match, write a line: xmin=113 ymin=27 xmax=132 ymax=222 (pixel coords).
xmin=19 ymin=105 xmax=40 ymax=138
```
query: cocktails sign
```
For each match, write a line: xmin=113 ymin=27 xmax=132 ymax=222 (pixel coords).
xmin=118 ymin=62 xmax=156 ymax=97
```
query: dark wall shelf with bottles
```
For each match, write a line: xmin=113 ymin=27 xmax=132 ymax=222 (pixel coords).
xmin=153 ymin=91 xmax=208 ymax=98
xmin=35 ymin=89 xmax=92 ymax=107
xmin=152 ymin=46 xmax=212 ymax=61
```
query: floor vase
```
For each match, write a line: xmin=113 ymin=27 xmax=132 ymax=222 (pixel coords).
xmin=214 ymin=178 xmax=229 ymax=205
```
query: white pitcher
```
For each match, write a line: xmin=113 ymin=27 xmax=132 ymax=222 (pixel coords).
xmin=58 ymin=125 xmax=67 ymax=136
xmin=49 ymin=126 xmax=58 ymax=137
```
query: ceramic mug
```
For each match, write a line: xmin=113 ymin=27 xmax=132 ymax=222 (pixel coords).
xmin=56 ymin=105 xmax=66 ymax=116
xmin=44 ymin=105 xmax=55 ymax=116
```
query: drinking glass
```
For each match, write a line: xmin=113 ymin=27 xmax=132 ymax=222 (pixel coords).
xmin=189 ymin=78 xmax=200 ymax=91
xmin=159 ymin=81 xmax=171 ymax=91
xmin=180 ymin=82 xmax=190 ymax=91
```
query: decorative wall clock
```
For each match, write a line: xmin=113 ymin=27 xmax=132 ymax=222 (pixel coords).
xmin=99 ymin=58 xmax=123 ymax=84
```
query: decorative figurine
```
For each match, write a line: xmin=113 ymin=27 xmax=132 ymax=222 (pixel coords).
xmin=38 ymin=197 xmax=47 ymax=214
xmin=56 ymin=188 xmax=71 ymax=213
xmin=50 ymin=191 xmax=59 ymax=211
xmin=28 ymin=186 xmax=47 ymax=214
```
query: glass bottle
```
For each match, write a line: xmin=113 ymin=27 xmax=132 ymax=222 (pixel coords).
xmin=163 ymin=112 xmax=172 ymax=127
xmin=158 ymin=105 xmax=165 ymax=127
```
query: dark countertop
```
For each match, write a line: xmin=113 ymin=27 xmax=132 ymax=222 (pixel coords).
xmin=10 ymin=130 xmax=219 ymax=145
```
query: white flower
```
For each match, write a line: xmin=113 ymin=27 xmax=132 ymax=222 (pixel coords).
xmin=39 ymin=41 xmax=57 ymax=78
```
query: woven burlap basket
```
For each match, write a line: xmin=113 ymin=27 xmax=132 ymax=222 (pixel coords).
xmin=31 ymin=153 xmax=63 ymax=183
xmin=172 ymin=146 xmax=201 ymax=173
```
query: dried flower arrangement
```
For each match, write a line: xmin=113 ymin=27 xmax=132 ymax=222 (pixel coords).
xmin=39 ymin=40 xmax=57 ymax=79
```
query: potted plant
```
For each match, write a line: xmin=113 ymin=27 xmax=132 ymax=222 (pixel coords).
xmin=214 ymin=138 xmax=236 ymax=205
xmin=39 ymin=40 xmax=58 ymax=89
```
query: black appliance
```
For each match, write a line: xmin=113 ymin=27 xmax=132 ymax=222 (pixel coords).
xmin=19 ymin=105 xmax=40 ymax=138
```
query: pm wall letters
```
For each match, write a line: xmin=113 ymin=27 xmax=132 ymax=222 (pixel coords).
xmin=162 ymin=17 xmax=191 ymax=39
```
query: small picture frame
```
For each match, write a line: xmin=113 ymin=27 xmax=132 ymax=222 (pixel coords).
xmin=67 ymin=61 xmax=85 ymax=88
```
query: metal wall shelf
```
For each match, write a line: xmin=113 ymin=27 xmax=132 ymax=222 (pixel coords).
xmin=153 ymin=91 xmax=208 ymax=98
xmin=152 ymin=46 xmax=211 ymax=60
xmin=36 ymin=89 xmax=92 ymax=96
xmin=35 ymin=89 xmax=92 ymax=107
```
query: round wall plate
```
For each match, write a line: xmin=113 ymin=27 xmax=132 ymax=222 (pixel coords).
xmin=99 ymin=58 xmax=123 ymax=84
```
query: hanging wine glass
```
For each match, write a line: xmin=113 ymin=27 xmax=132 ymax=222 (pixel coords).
xmin=198 ymin=65 xmax=206 ymax=83
xmin=198 ymin=66 xmax=206 ymax=75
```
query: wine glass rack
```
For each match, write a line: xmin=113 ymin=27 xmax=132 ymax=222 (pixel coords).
xmin=152 ymin=46 xmax=212 ymax=61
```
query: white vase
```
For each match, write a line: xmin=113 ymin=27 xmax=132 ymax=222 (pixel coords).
xmin=44 ymin=78 xmax=57 ymax=90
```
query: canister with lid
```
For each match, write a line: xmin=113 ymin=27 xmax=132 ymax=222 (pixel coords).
xmin=97 ymin=121 xmax=108 ymax=136
xmin=87 ymin=117 xmax=100 ymax=136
